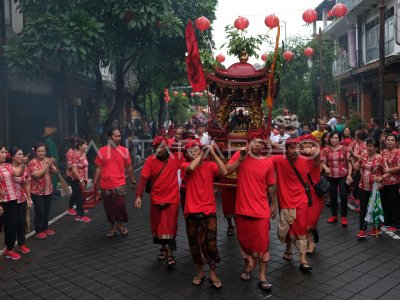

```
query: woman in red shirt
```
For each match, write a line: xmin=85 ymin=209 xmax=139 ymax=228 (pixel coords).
xmin=0 ymin=144 xmax=25 ymax=260
xmin=380 ymin=134 xmax=400 ymax=231
xmin=135 ymin=136 xmax=180 ymax=267
xmin=321 ymin=131 xmax=353 ymax=226
xmin=70 ymin=138 xmax=91 ymax=223
xmin=9 ymin=147 xmax=32 ymax=255
xmin=28 ymin=143 xmax=58 ymax=240
xmin=351 ymin=138 xmax=386 ymax=238
xmin=181 ymin=140 xmax=227 ymax=289
xmin=66 ymin=135 xmax=78 ymax=216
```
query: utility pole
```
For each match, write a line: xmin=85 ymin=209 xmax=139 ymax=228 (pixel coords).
xmin=319 ymin=27 xmax=324 ymax=120
xmin=378 ymin=0 xmax=385 ymax=122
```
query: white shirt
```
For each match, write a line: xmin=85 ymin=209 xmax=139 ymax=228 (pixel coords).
xmin=327 ymin=117 xmax=338 ymax=130
xmin=195 ymin=133 xmax=211 ymax=145
xmin=270 ymin=132 xmax=290 ymax=148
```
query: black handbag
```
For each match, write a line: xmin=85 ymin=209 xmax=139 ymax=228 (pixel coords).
xmin=145 ymin=160 xmax=168 ymax=193
xmin=308 ymin=174 xmax=330 ymax=198
xmin=288 ymin=158 xmax=313 ymax=207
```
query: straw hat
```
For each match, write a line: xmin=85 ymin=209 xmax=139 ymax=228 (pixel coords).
xmin=42 ymin=127 xmax=57 ymax=137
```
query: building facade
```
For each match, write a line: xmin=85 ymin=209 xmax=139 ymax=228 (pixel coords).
xmin=316 ymin=0 xmax=400 ymax=123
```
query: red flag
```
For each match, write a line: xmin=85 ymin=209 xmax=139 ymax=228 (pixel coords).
xmin=185 ymin=20 xmax=207 ymax=92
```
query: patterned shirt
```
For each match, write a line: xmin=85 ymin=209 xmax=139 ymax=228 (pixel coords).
xmin=72 ymin=152 xmax=88 ymax=182
xmin=13 ymin=168 xmax=30 ymax=203
xmin=66 ymin=149 xmax=77 ymax=178
xmin=347 ymin=141 xmax=367 ymax=158
xmin=322 ymin=146 xmax=349 ymax=178
xmin=357 ymin=153 xmax=385 ymax=191
xmin=0 ymin=163 xmax=18 ymax=202
xmin=381 ymin=148 xmax=400 ymax=185
xmin=28 ymin=158 xmax=53 ymax=195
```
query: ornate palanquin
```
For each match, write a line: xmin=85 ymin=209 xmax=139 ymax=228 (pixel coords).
xmin=206 ymin=61 xmax=278 ymax=186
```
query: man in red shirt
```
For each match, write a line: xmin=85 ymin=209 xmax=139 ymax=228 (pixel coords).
xmin=270 ymin=138 xmax=313 ymax=272
xmin=181 ymin=139 xmax=227 ymax=289
xmin=135 ymin=136 xmax=180 ymax=266
xmin=227 ymin=132 xmax=277 ymax=291
xmin=93 ymin=127 xmax=136 ymax=237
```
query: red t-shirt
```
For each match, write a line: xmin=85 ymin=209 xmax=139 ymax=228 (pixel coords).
xmin=94 ymin=146 xmax=131 ymax=189
xmin=271 ymin=155 xmax=311 ymax=209
xmin=181 ymin=161 xmax=218 ymax=217
xmin=141 ymin=155 xmax=180 ymax=204
xmin=228 ymin=151 xmax=275 ymax=218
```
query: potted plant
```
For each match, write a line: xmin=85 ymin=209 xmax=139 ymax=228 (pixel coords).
xmin=221 ymin=25 xmax=268 ymax=62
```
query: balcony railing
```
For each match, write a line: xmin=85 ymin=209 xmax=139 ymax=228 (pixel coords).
xmin=332 ymin=52 xmax=351 ymax=76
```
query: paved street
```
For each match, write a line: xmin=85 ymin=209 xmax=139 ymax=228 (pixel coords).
xmin=1 ymin=165 xmax=400 ymax=299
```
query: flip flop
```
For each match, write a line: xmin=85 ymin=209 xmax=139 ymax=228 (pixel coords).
xmin=226 ymin=226 xmax=235 ymax=236
xmin=257 ymin=280 xmax=272 ymax=291
xmin=299 ymin=263 xmax=313 ymax=272
xmin=118 ymin=226 xmax=128 ymax=236
xmin=166 ymin=256 xmax=176 ymax=267
xmin=207 ymin=278 xmax=222 ymax=289
xmin=192 ymin=275 xmax=205 ymax=286
xmin=158 ymin=249 xmax=168 ymax=261
xmin=240 ymin=270 xmax=252 ymax=281
xmin=283 ymin=251 xmax=292 ymax=261
xmin=106 ymin=230 xmax=116 ymax=237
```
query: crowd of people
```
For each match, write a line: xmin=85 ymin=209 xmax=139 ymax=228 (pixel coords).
xmin=1 ymin=111 xmax=399 ymax=293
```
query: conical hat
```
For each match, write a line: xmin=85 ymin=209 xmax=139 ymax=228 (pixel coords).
xmin=42 ymin=127 xmax=57 ymax=137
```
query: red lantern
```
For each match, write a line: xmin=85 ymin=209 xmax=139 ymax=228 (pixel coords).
xmin=327 ymin=10 xmax=333 ymax=18
xmin=190 ymin=92 xmax=195 ymax=97
xmin=164 ymin=97 xmax=171 ymax=103
xmin=331 ymin=3 xmax=347 ymax=18
xmin=216 ymin=54 xmax=225 ymax=63
xmin=173 ymin=91 xmax=179 ymax=97
xmin=194 ymin=16 xmax=210 ymax=32
xmin=302 ymin=9 xmax=318 ymax=24
xmin=261 ymin=53 xmax=268 ymax=62
xmin=234 ymin=16 xmax=249 ymax=30
xmin=264 ymin=14 xmax=279 ymax=29
xmin=283 ymin=51 xmax=294 ymax=61
xmin=182 ymin=92 xmax=187 ymax=97
xmin=199 ymin=92 xmax=204 ymax=97
xmin=304 ymin=47 xmax=314 ymax=57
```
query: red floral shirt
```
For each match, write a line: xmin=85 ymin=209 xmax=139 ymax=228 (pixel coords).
xmin=13 ymin=168 xmax=30 ymax=203
xmin=28 ymin=158 xmax=53 ymax=195
xmin=347 ymin=141 xmax=367 ymax=159
xmin=66 ymin=149 xmax=77 ymax=178
xmin=357 ymin=153 xmax=385 ymax=191
xmin=0 ymin=163 xmax=18 ymax=202
xmin=381 ymin=148 xmax=400 ymax=185
xmin=72 ymin=152 xmax=88 ymax=182
xmin=322 ymin=146 xmax=349 ymax=178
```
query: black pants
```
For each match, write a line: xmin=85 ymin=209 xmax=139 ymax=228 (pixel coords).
xmin=381 ymin=184 xmax=400 ymax=228
xmin=180 ymin=187 xmax=186 ymax=213
xmin=352 ymin=171 xmax=361 ymax=199
xmin=70 ymin=179 xmax=85 ymax=217
xmin=17 ymin=201 xmax=27 ymax=245
xmin=328 ymin=176 xmax=348 ymax=217
xmin=1 ymin=200 xmax=18 ymax=250
xmin=67 ymin=177 xmax=77 ymax=209
xmin=31 ymin=194 xmax=52 ymax=233
xmin=358 ymin=189 xmax=371 ymax=230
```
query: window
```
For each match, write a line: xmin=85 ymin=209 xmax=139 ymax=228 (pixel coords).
xmin=4 ymin=0 xmax=11 ymax=26
xmin=365 ymin=6 xmax=395 ymax=63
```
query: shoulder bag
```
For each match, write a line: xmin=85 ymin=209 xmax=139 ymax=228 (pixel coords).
xmin=308 ymin=174 xmax=330 ymax=198
xmin=287 ymin=158 xmax=313 ymax=207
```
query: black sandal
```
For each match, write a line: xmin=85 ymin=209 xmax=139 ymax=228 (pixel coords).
xmin=117 ymin=225 xmax=128 ymax=236
xmin=240 ymin=270 xmax=252 ymax=281
xmin=158 ymin=249 xmax=168 ymax=261
xmin=257 ymin=280 xmax=272 ymax=291
xmin=207 ymin=278 xmax=222 ymax=289
xmin=299 ymin=263 xmax=313 ymax=272
xmin=166 ymin=256 xmax=176 ymax=267
xmin=192 ymin=275 xmax=205 ymax=285
xmin=226 ymin=226 xmax=235 ymax=236
xmin=283 ymin=251 xmax=292 ymax=261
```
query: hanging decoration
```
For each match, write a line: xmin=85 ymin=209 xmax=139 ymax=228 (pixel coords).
xmin=302 ymin=9 xmax=318 ymax=24
xmin=304 ymin=47 xmax=314 ymax=57
xmin=234 ymin=16 xmax=249 ymax=30
xmin=194 ymin=16 xmax=210 ymax=32
xmin=283 ymin=50 xmax=295 ymax=61
xmin=331 ymin=3 xmax=348 ymax=18
xmin=264 ymin=14 xmax=280 ymax=29
xmin=325 ymin=95 xmax=336 ymax=104
xmin=261 ymin=53 xmax=268 ymax=62
xmin=216 ymin=53 xmax=225 ymax=63
xmin=182 ymin=92 xmax=187 ymax=97
xmin=190 ymin=92 xmax=195 ymax=97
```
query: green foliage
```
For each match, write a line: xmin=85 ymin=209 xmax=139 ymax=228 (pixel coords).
xmin=222 ymin=25 xmax=268 ymax=59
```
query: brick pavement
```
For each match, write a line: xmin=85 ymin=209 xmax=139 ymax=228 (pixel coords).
xmin=1 ymin=171 xmax=400 ymax=299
